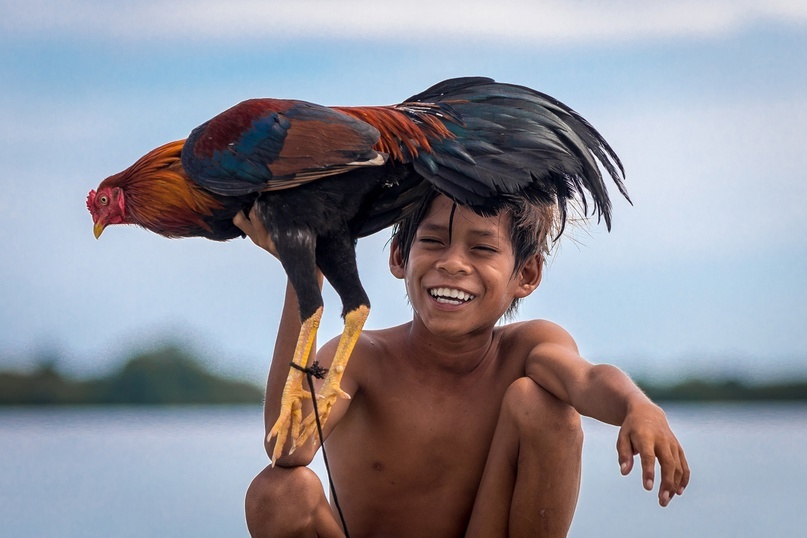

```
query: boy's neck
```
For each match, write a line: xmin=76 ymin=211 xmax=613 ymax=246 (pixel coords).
xmin=401 ymin=320 xmax=498 ymax=376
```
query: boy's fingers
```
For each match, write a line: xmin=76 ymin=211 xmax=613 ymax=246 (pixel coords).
xmin=663 ymin=445 xmax=690 ymax=499
xmin=640 ymin=450 xmax=656 ymax=491
xmin=233 ymin=210 xmax=279 ymax=255
xmin=616 ymin=431 xmax=634 ymax=475
xmin=233 ymin=211 xmax=243 ymax=224
xmin=233 ymin=210 xmax=249 ymax=231
xmin=657 ymin=449 xmax=679 ymax=506
xmin=677 ymin=446 xmax=691 ymax=494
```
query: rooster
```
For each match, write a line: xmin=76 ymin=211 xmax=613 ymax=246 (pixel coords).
xmin=87 ymin=77 xmax=629 ymax=461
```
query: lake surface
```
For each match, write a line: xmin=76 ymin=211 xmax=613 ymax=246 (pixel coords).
xmin=2 ymin=403 xmax=805 ymax=537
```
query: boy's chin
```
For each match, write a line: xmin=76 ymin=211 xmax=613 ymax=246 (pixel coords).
xmin=417 ymin=310 xmax=499 ymax=338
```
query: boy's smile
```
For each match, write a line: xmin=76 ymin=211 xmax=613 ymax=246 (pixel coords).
xmin=428 ymin=287 xmax=476 ymax=306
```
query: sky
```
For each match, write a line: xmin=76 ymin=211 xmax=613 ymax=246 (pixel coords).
xmin=1 ymin=0 xmax=805 ymax=384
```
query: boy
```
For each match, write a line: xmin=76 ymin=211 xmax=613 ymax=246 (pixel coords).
xmin=236 ymin=191 xmax=689 ymax=537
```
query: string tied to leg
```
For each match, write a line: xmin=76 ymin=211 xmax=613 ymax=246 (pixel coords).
xmin=289 ymin=361 xmax=350 ymax=538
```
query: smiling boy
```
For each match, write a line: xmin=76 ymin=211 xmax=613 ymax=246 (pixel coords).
xmin=237 ymin=191 xmax=689 ymax=537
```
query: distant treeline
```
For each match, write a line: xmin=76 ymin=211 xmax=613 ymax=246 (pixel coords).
xmin=1 ymin=345 xmax=806 ymax=405
xmin=0 ymin=345 xmax=262 ymax=405
xmin=638 ymin=377 xmax=807 ymax=402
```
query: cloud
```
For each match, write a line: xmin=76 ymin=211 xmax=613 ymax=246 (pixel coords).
xmin=4 ymin=0 xmax=807 ymax=44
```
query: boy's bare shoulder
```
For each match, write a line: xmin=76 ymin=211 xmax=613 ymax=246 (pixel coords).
xmin=319 ymin=323 xmax=404 ymax=354
xmin=497 ymin=318 xmax=578 ymax=350
xmin=354 ymin=323 xmax=408 ymax=352
xmin=320 ymin=323 xmax=408 ymax=373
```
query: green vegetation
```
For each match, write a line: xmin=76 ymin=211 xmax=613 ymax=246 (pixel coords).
xmin=0 ymin=345 xmax=263 ymax=405
xmin=638 ymin=377 xmax=807 ymax=402
xmin=1 ymin=344 xmax=805 ymax=405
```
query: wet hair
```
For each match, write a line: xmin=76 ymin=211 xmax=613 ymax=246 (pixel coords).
xmin=391 ymin=190 xmax=559 ymax=318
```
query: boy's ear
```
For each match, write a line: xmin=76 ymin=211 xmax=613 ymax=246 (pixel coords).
xmin=389 ymin=237 xmax=406 ymax=279
xmin=514 ymin=254 xmax=543 ymax=299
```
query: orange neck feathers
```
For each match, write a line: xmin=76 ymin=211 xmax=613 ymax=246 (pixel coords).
xmin=101 ymin=140 xmax=225 ymax=237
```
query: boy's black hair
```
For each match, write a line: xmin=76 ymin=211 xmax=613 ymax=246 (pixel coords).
xmin=391 ymin=190 xmax=558 ymax=318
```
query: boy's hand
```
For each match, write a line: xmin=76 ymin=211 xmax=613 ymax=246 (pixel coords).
xmin=234 ymin=207 xmax=279 ymax=257
xmin=616 ymin=401 xmax=690 ymax=507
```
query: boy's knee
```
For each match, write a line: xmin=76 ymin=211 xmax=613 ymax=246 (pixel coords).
xmin=245 ymin=465 xmax=326 ymax=537
xmin=502 ymin=378 xmax=582 ymax=444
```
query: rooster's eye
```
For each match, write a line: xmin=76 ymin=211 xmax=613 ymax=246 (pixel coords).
xmin=99 ymin=195 xmax=108 ymax=205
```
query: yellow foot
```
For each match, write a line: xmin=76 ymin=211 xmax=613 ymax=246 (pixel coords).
xmin=267 ymin=367 xmax=310 ymax=463
xmin=268 ymin=306 xmax=323 ymax=464
xmin=297 ymin=372 xmax=352 ymax=447
xmin=296 ymin=304 xmax=369 ymax=447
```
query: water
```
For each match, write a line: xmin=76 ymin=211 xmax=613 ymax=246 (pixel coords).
xmin=571 ymin=403 xmax=807 ymax=537
xmin=2 ymin=403 xmax=805 ymax=537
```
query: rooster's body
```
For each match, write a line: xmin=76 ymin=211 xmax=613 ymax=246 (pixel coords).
xmin=87 ymin=77 xmax=629 ymax=460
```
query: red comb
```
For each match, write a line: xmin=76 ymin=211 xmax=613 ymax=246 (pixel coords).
xmin=86 ymin=190 xmax=97 ymax=214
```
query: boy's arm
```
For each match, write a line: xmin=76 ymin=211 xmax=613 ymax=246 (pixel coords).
xmin=524 ymin=321 xmax=690 ymax=507
xmin=263 ymin=279 xmax=323 ymax=465
xmin=234 ymin=210 xmax=348 ymax=467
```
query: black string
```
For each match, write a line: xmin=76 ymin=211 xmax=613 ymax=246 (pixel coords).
xmin=290 ymin=361 xmax=351 ymax=538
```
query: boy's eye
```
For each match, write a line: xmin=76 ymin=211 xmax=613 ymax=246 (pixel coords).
xmin=418 ymin=236 xmax=443 ymax=245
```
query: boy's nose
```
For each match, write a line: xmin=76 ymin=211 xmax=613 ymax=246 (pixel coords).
xmin=435 ymin=248 xmax=471 ymax=275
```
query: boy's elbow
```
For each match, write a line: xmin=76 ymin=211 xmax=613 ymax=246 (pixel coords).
xmin=591 ymin=363 xmax=655 ymax=408
xmin=266 ymin=441 xmax=317 ymax=468
xmin=588 ymin=363 xmax=635 ymax=388
xmin=575 ymin=364 xmax=648 ymax=414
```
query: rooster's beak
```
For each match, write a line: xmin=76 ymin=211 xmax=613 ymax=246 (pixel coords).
xmin=93 ymin=221 xmax=106 ymax=239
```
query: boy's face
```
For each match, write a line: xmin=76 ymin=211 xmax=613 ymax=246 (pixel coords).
xmin=390 ymin=195 xmax=541 ymax=338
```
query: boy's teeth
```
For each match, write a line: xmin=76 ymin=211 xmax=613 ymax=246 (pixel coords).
xmin=430 ymin=287 xmax=475 ymax=303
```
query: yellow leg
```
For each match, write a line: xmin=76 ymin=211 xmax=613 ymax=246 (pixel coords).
xmin=297 ymin=304 xmax=369 ymax=447
xmin=268 ymin=306 xmax=323 ymax=465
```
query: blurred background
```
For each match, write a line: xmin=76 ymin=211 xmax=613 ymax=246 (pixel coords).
xmin=1 ymin=0 xmax=805 ymax=384
xmin=1 ymin=1 xmax=806 ymax=536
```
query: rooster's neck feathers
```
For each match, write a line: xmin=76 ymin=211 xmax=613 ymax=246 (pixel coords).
xmin=102 ymin=140 xmax=225 ymax=237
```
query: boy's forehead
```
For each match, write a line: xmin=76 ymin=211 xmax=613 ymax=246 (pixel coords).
xmin=422 ymin=195 xmax=510 ymax=233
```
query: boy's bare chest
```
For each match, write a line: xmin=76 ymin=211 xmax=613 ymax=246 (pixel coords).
xmin=327 ymin=359 xmax=522 ymax=533
xmin=352 ymin=358 xmax=521 ymax=474
xmin=326 ymin=339 xmax=531 ymax=533
xmin=361 ymin=340 xmax=525 ymax=441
